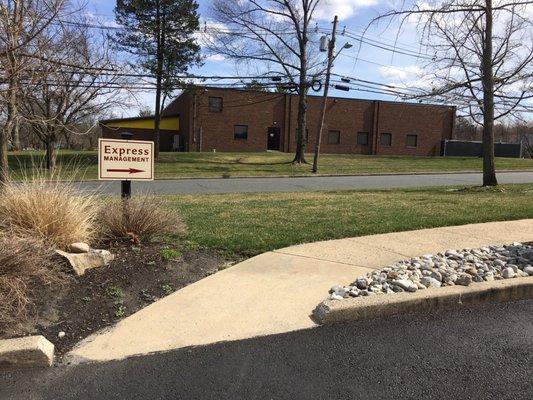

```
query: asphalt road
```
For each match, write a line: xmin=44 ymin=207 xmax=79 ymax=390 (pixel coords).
xmin=75 ymin=171 xmax=533 ymax=195
xmin=2 ymin=300 xmax=532 ymax=400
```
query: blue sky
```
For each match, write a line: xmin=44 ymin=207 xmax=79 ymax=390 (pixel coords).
xmin=83 ymin=1 xmax=453 ymax=117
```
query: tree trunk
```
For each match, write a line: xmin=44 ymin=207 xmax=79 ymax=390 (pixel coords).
xmin=153 ymin=1 xmax=163 ymax=159
xmin=45 ymin=138 xmax=56 ymax=170
xmin=293 ymin=41 xmax=308 ymax=164
xmin=9 ymin=75 xmax=21 ymax=151
xmin=293 ymin=84 xmax=308 ymax=164
xmin=1 ymin=77 xmax=18 ymax=182
xmin=8 ymin=76 xmax=21 ymax=151
xmin=154 ymin=71 xmax=162 ymax=159
xmin=0 ymin=131 xmax=8 ymax=183
xmin=481 ymin=0 xmax=497 ymax=186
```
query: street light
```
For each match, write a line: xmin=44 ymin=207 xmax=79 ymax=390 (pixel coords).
xmin=332 ymin=42 xmax=353 ymax=61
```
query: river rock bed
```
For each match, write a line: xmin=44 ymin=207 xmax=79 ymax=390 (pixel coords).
xmin=329 ymin=242 xmax=533 ymax=300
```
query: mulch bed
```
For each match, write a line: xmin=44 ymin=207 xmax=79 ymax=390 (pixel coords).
xmin=0 ymin=242 xmax=235 ymax=360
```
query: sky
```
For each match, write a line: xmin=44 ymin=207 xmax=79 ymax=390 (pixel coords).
xmin=84 ymin=0 xmax=532 ymax=120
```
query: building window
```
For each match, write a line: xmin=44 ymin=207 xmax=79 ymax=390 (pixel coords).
xmin=380 ymin=133 xmax=392 ymax=147
xmin=357 ymin=132 xmax=369 ymax=146
xmin=406 ymin=134 xmax=418 ymax=147
xmin=234 ymin=125 xmax=248 ymax=140
xmin=208 ymin=97 xmax=223 ymax=112
xmin=328 ymin=130 xmax=340 ymax=144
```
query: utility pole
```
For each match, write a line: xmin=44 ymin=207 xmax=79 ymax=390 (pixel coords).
xmin=312 ymin=15 xmax=338 ymax=173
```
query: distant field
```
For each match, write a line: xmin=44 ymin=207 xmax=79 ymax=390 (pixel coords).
xmin=7 ymin=150 xmax=533 ymax=180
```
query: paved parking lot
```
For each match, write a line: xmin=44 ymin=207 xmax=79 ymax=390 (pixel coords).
xmin=2 ymin=299 xmax=531 ymax=400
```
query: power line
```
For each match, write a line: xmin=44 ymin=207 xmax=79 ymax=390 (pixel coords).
xmin=322 ymin=28 xmax=434 ymax=61
xmin=57 ymin=19 xmax=437 ymax=61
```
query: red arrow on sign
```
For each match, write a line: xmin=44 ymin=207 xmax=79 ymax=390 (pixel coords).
xmin=106 ymin=168 xmax=145 ymax=174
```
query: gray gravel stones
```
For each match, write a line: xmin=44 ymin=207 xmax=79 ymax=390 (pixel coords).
xmin=329 ymin=242 xmax=533 ymax=300
xmin=420 ymin=276 xmax=441 ymax=288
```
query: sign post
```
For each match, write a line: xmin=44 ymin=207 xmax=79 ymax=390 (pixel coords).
xmin=98 ymin=134 xmax=154 ymax=199
xmin=120 ymin=132 xmax=133 ymax=198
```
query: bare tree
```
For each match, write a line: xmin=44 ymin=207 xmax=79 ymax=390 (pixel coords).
xmin=371 ymin=0 xmax=533 ymax=186
xmin=0 ymin=0 xmax=67 ymax=180
xmin=209 ymin=0 xmax=324 ymax=164
xmin=19 ymin=20 xmax=128 ymax=169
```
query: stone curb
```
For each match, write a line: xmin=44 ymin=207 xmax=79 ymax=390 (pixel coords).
xmin=0 ymin=335 xmax=54 ymax=369
xmin=313 ymin=277 xmax=533 ymax=324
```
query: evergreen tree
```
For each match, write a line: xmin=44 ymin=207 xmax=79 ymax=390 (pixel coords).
xmin=113 ymin=0 xmax=201 ymax=157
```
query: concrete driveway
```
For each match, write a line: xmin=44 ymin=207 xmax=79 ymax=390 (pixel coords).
xmin=66 ymin=219 xmax=533 ymax=364
xmin=75 ymin=171 xmax=533 ymax=195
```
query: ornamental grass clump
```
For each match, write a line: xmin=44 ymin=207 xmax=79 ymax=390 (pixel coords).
xmin=0 ymin=234 xmax=63 ymax=328
xmin=98 ymin=194 xmax=186 ymax=243
xmin=0 ymin=170 xmax=99 ymax=249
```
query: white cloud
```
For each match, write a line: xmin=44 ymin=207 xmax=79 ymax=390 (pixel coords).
xmin=378 ymin=65 xmax=423 ymax=80
xmin=314 ymin=0 xmax=379 ymax=21
xmin=206 ymin=54 xmax=226 ymax=62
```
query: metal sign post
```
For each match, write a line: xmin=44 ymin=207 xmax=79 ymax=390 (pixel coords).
xmin=120 ymin=132 xmax=133 ymax=199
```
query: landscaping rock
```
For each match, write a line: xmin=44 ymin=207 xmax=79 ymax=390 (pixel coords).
xmin=0 ymin=335 xmax=54 ymax=368
xmin=327 ymin=242 xmax=533 ymax=301
xmin=56 ymin=249 xmax=114 ymax=276
xmin=456 ymin=274 xmax=473 ymax=286
xmin=392 ymin=279 xmax=418 ymax=293
xmin=420 ymin=276 xmax=442 ymax=288
xmin=502 ymin=267 xmax=516 ymax=279
xmin=68 ymin=242 xmax=90 ymax=254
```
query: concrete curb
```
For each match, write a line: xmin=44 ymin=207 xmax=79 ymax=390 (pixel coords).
xmin=0 ymin=335 xmax=54 ymax=369
xmin=313 ymin=277 xmax=533 ymax=324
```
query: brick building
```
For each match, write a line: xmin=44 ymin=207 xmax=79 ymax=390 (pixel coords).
xmin=101 ymin=86 xmax=456 ymax=155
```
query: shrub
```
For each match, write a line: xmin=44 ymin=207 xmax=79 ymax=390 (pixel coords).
xmin=0 ymin=234 xmax=63 ymax=327
xmin=0 ymin=173 xmax=98 ymax=248
xmin=98 ymin=194 xmax=186 ymax=242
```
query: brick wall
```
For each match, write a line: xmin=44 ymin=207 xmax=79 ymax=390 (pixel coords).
xmin=163 ymin=91 xmax=193 ymax=151
xmin=375 ymin=102 xmax=455 ymax=156
xmin=163 ymin=86 xmax=455 ymax=156
xmin=286 ymin=96 xmax=375 ymax=155
xmin=191 ymin=87 xmax=286 ymax=152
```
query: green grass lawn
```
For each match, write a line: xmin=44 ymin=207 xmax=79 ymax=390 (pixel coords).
xmin=8 ymin=150 xmax=533 ymax=180
xmin=168 ymin=184 xmax=533 ymax=256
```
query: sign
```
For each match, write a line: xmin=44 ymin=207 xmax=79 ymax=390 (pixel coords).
xmin=98 ymin=138 xmax=154 ymax=181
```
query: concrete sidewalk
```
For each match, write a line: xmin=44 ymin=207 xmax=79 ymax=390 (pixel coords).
xmin=67 ymin=219 xmax=533 ymax=364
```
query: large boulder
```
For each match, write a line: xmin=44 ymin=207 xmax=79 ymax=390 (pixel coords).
xmin=56 ymin=249 xmax=114 ymax=276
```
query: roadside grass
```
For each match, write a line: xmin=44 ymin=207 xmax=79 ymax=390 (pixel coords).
xmin=8 ymin=150 xmax=533 ymax=180
xmin=168 ymin=184 xmax=533 ymax=256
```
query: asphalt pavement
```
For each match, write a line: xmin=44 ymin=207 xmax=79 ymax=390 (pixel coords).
xmin=2 ymin=299 xmax=531 ymax=400
xmin=75 ymin=171 xmax=533 ymax=195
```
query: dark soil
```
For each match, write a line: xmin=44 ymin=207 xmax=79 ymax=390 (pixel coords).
xmin=1 ymin=242 xmax=235 ymax=360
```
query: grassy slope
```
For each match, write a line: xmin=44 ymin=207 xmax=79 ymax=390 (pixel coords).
xmin=169 ymin=185 xmax=533 ymax=256
xmin=8 ymin=150 xmax=533 ymax=180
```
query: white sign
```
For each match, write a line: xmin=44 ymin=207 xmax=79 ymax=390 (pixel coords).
xmin=98 ymin=138 xmax=154 ymax=181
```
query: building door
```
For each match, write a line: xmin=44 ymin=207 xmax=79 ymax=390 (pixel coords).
xmin=267 ymin=127 xmax=281 ymax=151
